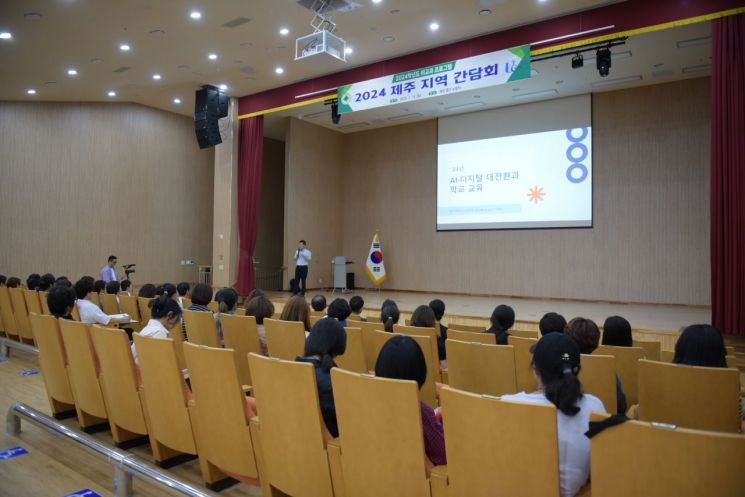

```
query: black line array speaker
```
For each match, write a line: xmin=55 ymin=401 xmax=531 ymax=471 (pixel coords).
xmin=194 ymin=85 xmax=226 ymax=149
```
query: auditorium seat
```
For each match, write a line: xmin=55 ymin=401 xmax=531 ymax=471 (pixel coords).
xmin=330 ymin=367 xmax=438 ymax=497
xmin=372 ymin=330 xmax=437 ymax=407
xmin=578 ymin=354 xmax=616 ymax=414
xmin=23 ymin=288 xmax=42 ymax=315
xmin=71 ymin=303 xmax=81 ymax=321
xmin=447 ymin=322 xmax=487 ymax=332
xmin=334 ymin=326 xmax=367 ymax=373
xmin=58 ymin=319 xmax=109 ymax=430
xmin=633 ymin=339 xmax=661 ymax=361
xmin=183 ymin=309 xmax=220 ymax=347
xmin=264 ymin=318 xmax=306 ymax=361
xmin=133 ymin=333 xmax=198 ymax=467
xmin=434 ymin=386 xmax=561 ymax=497
xmin=9 ymin=287 xmax=34 ymax=345
xmin=248 ymin=353 xmax=342 ymax=497
xmin=393 ymin=324 xmax=442 ymax=381
xmin=89 ymin=292 xmax=101 ymax=309
xmin=39 ymin=290 xmax=51 ymax=315
xmin=637 ymin=359 xmax=740 ymax=432
xmin=507 ymin=335 xmax=538 ymax=393
xmin=445 ymin=339 xmax=517 ymax=396
xmin=367 ymin=315 xmax=382 ymax=323
xmin=181 ymin=297 xmax=192 ymax=309
xmin=446 ymin=329 xmax=496 ymax=345
xmin=183 ymin=342 xmax=261 ymax=489
xmin=310 ymin=310 xmax=325 ymax=317
xmin=310 ymin=315 xmax=322 ymax=327
xmin=594 ymin=345 xmax=645 ymax=405
xmin=207 ymin=301 xmax=220 ymax=313
xmin=235 ymin=307 xmax=247 ymax=316
xmin=590 ymin=416 xmax=745 ymax=497
xmin=118 ymin=293 xmax=142 ymax=332
xmin=346 ymin=319 xmax=386 ymax=370
xmin=221 ymin=313 xmax=263 ymax=387
xmin=29 ymin=313 xmax=76 ymax=418
xmin=90 ymin=325 xmax=149 ymax=447
xmin=137 ymin=297 xmax=153 ymax=324
xmin=509 ymin=329 xmax=541 ymax=340
xmin=660 ymin=350 xmax=674 ymax=362
xmin=0 ymin=286 xmax=19 ymax=340
xmin=101 ymin=293 xmax=121 ymax=316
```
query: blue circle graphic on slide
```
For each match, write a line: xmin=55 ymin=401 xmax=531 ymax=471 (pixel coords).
xmin=565 ymin=128 xmax=589 ymax=184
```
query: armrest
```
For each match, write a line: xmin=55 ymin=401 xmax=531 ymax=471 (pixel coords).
xmin=242 ymin=384 xmax=253 ymax=394
xmin=429 ymin=465 xmax=448 ymax=497
xmin=326 ymin=438 xmax=345 ymax=497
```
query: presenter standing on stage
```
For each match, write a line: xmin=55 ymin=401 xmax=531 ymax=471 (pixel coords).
xmin=293 ymin=240 xmax=311 ymax=295
xmin=99 ymin=255 xmax=119 ymax=282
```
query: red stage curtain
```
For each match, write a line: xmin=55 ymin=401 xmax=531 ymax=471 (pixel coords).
xmin=236 ymin=115 xmax=264 ymax=295
xmin=711 ymin=14 xmax=745 ymax=335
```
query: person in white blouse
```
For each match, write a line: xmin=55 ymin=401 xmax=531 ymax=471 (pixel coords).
xmin=293 ymin=239 xmax=312 ymax=295
xmin=99 ymin=255 xmax=119 ymax=282
xmin=74 ymin=278 xmax=129 ymax=326
xmin=130 ymin=295 xmax=183 ymax=365
xmin=501 ymin=332 xmax=605 ymax=497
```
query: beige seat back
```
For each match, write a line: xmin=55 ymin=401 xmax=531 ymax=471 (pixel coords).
xmin=221 ymin=313 xmax=263 ymax=387
xmin=372 ymin=330 xmax=437 ymax=407
xmin=248 ymin=353 xmax=334 ymax=497
xmin=207 ymin=301 xmax=220 ymax=313
xmin=137 ymin=297 xmax=153 ymax=324
xmin=310 ymin=315 xmax=323 ymax=327
xmin=594 ymin=345 xmax=645 ymax=405
xmin=393 ymin=324 xmax=441 ymax=381
xmin=58 ymin=319 xmax=108 ymax=428
xmin=39 ymin=291 xmax=51 ymax=315
xmin=89 ymin=292 xmax=101 ymax=308
xmin=440 ymin=386 xmax=560 ymax=497
xmin=660 ymin=350 xmax=674 ymax=362
xmin=638 ymin=359 xmax=740 ymax=432
xmin=507 ymin=335 xmax=538 ymax=393
xmin=448 ymin=322 xmax=487 ymax=332
xmin=90 ymin=325 xmax=148 ymax=444
xmin=633 ymin=340 xmax=661 ymax=361
xmin=133 ymin=333 xmax=197 ymax=461
xmin=119 ymin=294 xmax=141 ymax=322
xmin=446 ymin=340 xmax=517 ymax=396
xmin=591 ymin=417 xmax=745 ymax=497
xmin=447 ymin=329 xmax=496 ymax=345
xmin=9 ymin=287 xmax=34 ymax=343
xmin=264 ymin=318 xmax=307 ymax=361
xmin=510 ymin=329 xmax=540 ymax=340
xmin=29 ymin=313 xmax=75 ymax=416
xmin=578 ymin=354 xmax=616 ymax=414
xmin=347 ymin=320 xmax=386 ymax=370
xmin=183 ymin=342 xmax=259 ymax=481
xmin=331 ymin=368 xmax=431 ymax=497
xmin=23 ymin=289 xmax=42 ymax=315
xmin=335 ymin=327 xmax=368 ymax=373
xmin=0 ymin=286 xmax=18 ymax=339
xmin=183 ymin=310 xmax=219 ymax=347
xmin=101 ymin=293 xmax=121 ymax=315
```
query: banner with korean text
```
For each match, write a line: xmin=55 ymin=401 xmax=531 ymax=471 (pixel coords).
xmin=337 ymin=45 xmax=530 ymax=114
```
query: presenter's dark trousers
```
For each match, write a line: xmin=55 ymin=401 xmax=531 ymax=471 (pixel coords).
xmin=295 ymin=265 xmax=308 ymax=295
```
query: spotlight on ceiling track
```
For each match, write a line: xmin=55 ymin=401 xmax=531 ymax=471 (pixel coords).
xmin=596 ymin=48 xmax=611 ymax=77
xmin=571 ymin=53 xmax=583 ymax=69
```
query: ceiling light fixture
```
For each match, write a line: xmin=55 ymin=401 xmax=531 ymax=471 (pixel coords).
xmin=173 ymin=98 xmax=181 ymax=104
xmin=0 ymin=32 xmax=12 ymax=40
xmin=345 ymin=46 xmax=353 ymax=54
xmin=275 ymin=66 xmax=284 ymax=74
xmin=596 ymin=48 xmax=611 ymax=77
xmin=383 ymin=35 xmax=395 ymax=42
xmin=478 ymin=9 xmax=491 ymax=16
xmin=279 ymin=27 xmax=289 ymax=35
xmin=107 ymin=91 xmax=116 ymax=97
xmin=119 ymin=44 xmax=131 ymax=51
xmin=372 ymin=0 xmax=382 ymax=4
xmin=189 ymin=11 xmax=202 ymax=19
xmin=571 ymin=53 xmax=583 ymax=69
xmin=26 ymin=89 xmax=37 ymax=95
xmin=67 ymin=68 xmax=78 ymax=76
xmin=429 ymin=22 xmax=440 ymax=31
xmin=152 ymin=74 xmax=161 ymax=80
xmin=219 ymin=84 xmax=228 ymax=91
xmin=208 ymin=53 xmax=218 ymax=60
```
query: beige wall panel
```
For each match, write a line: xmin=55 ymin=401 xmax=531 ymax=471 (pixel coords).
xmin=340 ymin=78 xmax=711 ymax=305
xmin=0 ymin=101 xmax=214 ymax=284
xmin=254 ymin=137 xmax=285 ymax=277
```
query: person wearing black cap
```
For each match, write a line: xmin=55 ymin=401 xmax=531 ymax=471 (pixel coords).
xmin=502 ymin=332 xmax=605 ymax=497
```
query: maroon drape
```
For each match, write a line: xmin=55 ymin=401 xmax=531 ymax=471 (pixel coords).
xmin=236 ymin=116 xmax=264 ymax=295
xmin=711 ymin=14 xmax=745 ymax=335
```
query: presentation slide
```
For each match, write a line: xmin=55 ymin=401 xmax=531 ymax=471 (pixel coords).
xmin=437 ymin=95 xmax=593 ymax=230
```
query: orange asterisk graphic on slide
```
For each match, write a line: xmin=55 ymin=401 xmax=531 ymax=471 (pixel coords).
xmin=527 ymin=185 xmax=546 ymax=204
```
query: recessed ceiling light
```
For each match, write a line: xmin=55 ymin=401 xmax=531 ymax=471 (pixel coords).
xmin=152 ymin=74 xmax=161 ymax=80
xmin=208 ymin=53 xmax=218 ymax=60
xmin=218 ymin=84 xmax=228 ymax=91
xmin=23 ymin=12 xmax=42 ymax=19
xmin=107 ymin=91 xmax=116 ymax=97
xmin=119 ymin=44 xmax=131 ymax=52
xmin=90 ymin=57 xmax=104 ymax=63
xmin=173 ymin=98 xmax=181 ymax=104
xmin=345 ymin=46 xmax=353 ymax=54
xmin=149 ymin=29 xmax=165 ymax=36
xmin=372 ymin=0 xmax=382 ymax=4
xmin=67 ymin=69 xmax=78 ymax=76
xmin=429 ymin=22 xmax=440 ymax=31
xmin=383 ymin=35 xmax=395 ymax=42
xmin=0 ymin=32 xmax=12 ymax=40
xmin=473 ymin=95 xmax=481 ymax=98
xmin=44 ymin=81 xmax=56 ymax=86
xmin=189 ymin=11 xmax=201 ymax=19
xmin=275 ymin=66 xmax=284 ymax=74
xmin=479 ymin=9 xmax=491 ymax=16
xmin=389 ymin=9 xmax=400 ymax=14
xmin=279 ymin=27 xmax=289 ymax=36
xmin=26 ymin=89 xmax=37 ymax=95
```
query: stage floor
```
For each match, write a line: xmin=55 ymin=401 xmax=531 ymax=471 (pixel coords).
xmin=266 ymin=289 xmax=710 ymax=332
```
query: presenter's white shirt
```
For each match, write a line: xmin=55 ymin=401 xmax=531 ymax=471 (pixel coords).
xmin=100 ymin=266 xmax=119 ymax=282
xmin=131 ymin=318 xmax=169 ymax=365
xmin=294 ymin=248 xmax=312 ymax=266
xmin=500 ymin=391 xmax=605 ymax=497
xmin=77 ymin=298 xmax=112 ymax=325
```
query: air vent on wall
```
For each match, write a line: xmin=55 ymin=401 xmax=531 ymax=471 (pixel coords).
xmin=222 ymin=17 xmax=252 ymax=28
xmin=339 ymin=122 xmax=370 ymax=130
xmin=388 ymin=112 xmax=423 ymax=122
xmin=113 ymin=66 xmax=131 ymax=73
xmin=303 ymin=110 xmax=330 ymax=119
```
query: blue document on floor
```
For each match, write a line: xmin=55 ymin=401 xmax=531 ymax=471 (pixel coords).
xmin=0 ymin=446 xmax=28 ymax=460
xmin=62 ymin=490 xmax=102 ymax=497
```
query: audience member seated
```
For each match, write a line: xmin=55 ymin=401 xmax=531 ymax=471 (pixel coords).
xmin=566 ymin=317 xmax=627 ymax=414
xmin=280 ymin=295 xmax=311 ymax=332
xmin=381 ymin=301 xmax=400 ymax=332
xmin=311 ymin=294 xmax=327 ymax=313
xmin=244 ymin=295 xmax=274 ymax=355
xmin=539 ymin=312 xmax=567 ymax=336
xmin=93 ymin=279 xmax=107 ymax=296
xmin=47 ymin=285 xmax=76 ymax=320
xmin=26 ymin=275 xmax=40 ymax=290
xmin=41 ymin=273 xmax=55 ymax=288
xmin=485 ymin=304 xmax=515 ymax=344
xmin=37 ymin=279 xmax=51 ymax=292
xmin=73 ymin=278 xmax=129 ymax=326
xmin=155 ymin=285 xmax=165 ymax=296
xmin=410 ymin=304 xmax=446 ymax=367
xmin=375 ymin=334 xmax=446 ymax=474
xmin=162 ymin=283 xmax=177 ymax=299
xmin=176 ymin=282 xmax=190 ymax=307
xmin=105 ymin=280 xmax=120 ymax=294
xmin=6 ymin=277 xmax=21 ymax=288
xmin=130 ymin=295 xmax=184 ymax=365
xmin=0 ymin=275 xmax=6 ymax=286
xmin=601 ymin=316 xmax=633 ymax=346
xmin=120 ymin=280 xmax=132 ymax=294
xmin=137 ymin=283 xmax=157 ymax=298
xmin=214 ymin=287 xmax=238 ymax=344
xmin=349 ymin=295 xmax=366 ymax=321
xmin=428 ymin=298 xmax=448 ymax=354
xmin=673 ymin=324 xmax=727 ymax=367
xmin=296 ymin=318 xmax=347 ymax=438
xmin=53 ymin=277 xmax=72 ymax=288
xmin=182 ymin=283 xmax=213 ymax=340
xmin=502 ymin=333 xmax=605 ymax=497
xmin=328 ymin=298 xmax=351 ymax=326
xmin=246 ymin=288 xmax=264 ymax=301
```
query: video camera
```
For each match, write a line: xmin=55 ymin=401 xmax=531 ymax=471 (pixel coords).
xmin=123 ymin=264 xmax=136 ymax=281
